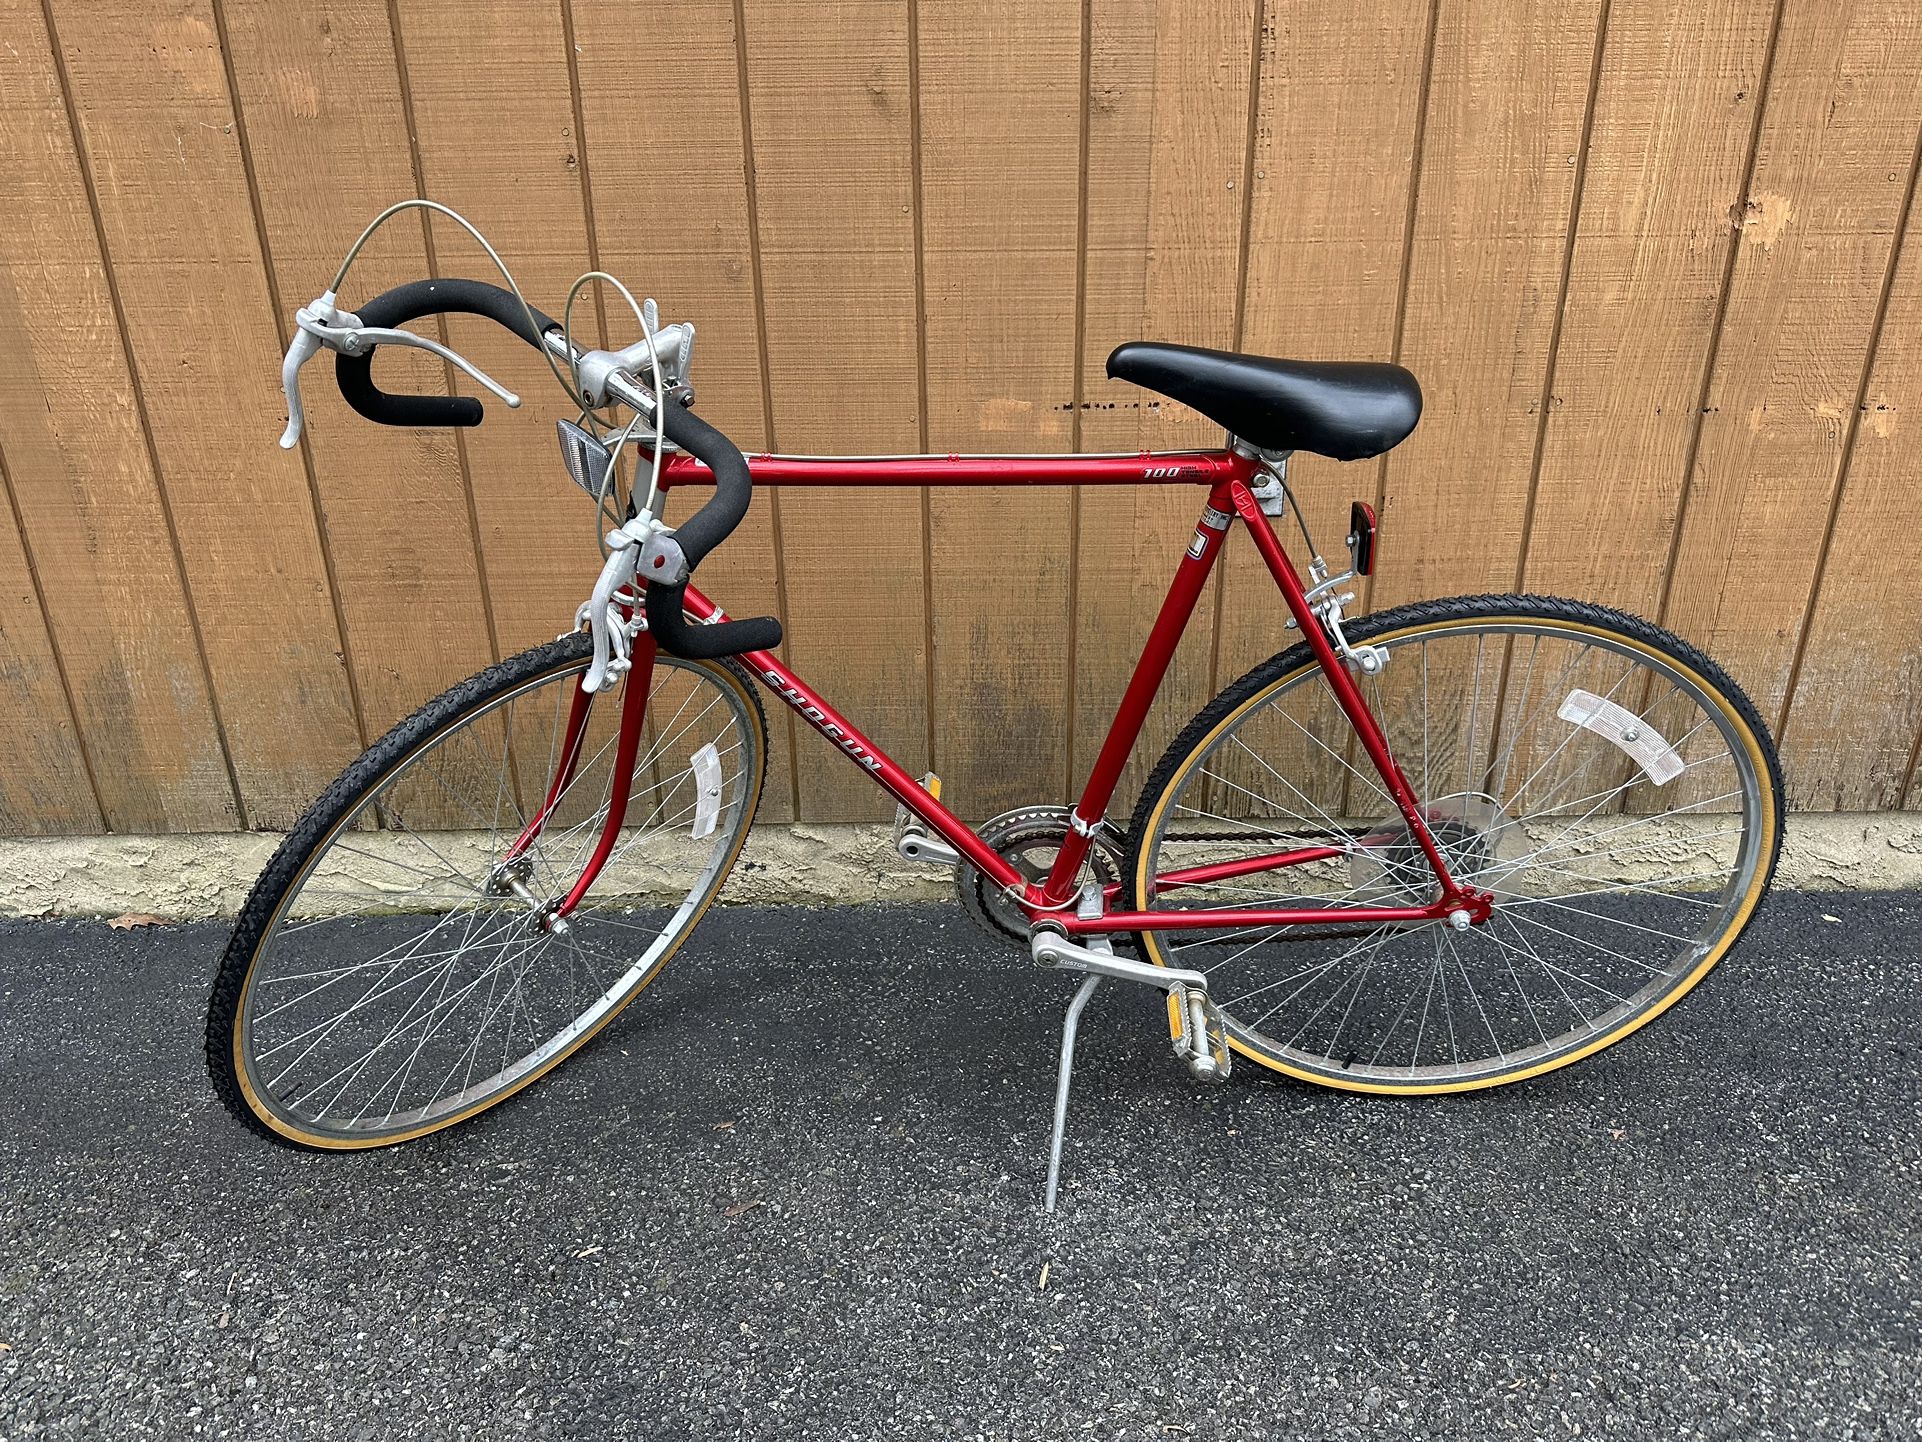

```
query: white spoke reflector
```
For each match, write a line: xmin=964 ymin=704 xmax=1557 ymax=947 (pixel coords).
xmin=1556 ymin=689 xmax=1683 ymax=785
xmin=690 ymin=742 xmax=723 ymax=839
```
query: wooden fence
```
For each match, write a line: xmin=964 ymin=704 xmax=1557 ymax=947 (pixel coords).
xmin=1 ymin=0 xmax=1919 ymax=836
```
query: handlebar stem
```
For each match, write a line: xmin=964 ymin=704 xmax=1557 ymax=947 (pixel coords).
xmin=540 ymin=329 xmax=676 ymax=415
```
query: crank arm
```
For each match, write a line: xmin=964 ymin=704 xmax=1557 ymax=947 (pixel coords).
xmin=1028 ymin=929 xmax=1229 ymax=1082
xmin=1030 ymin=928 xmax=1204 ymax=990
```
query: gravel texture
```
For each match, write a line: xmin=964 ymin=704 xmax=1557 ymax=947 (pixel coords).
xmin=1 ymin=891 xmax=1918 ymax=1439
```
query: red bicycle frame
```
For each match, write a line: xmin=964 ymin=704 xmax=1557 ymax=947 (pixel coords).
xmin=536 ymin=447 xmax=1490 ymax=935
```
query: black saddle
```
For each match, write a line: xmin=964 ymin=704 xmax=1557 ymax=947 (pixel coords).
xmin=1108 ymin=342 xmax=1421 ymax=462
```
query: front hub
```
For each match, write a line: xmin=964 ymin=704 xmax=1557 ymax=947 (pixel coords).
xmin=485 ymin=857 xmax=570 ymax=935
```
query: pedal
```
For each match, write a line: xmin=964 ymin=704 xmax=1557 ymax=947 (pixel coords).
xmin=1167 ymin=981 xmax=1232 ymax=1083
xmin=893 ymin=773 xmax=959 ymax=866
xmin=1029 ymin=925 xmax=1227 ymax=1084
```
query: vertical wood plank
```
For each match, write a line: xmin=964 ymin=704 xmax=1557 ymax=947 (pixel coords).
xmin=0 ymin=0 xmax=235 ymax=832
xmin=1778 ymin=180 xmax=1922 ymax=809
xmin=1662 ymin=0 xmax=1922 ymax=738
xmin=1371 ymin=0 xmax=1608 ymax=612
xmin=47 ymin=0 xmax=362 ymax=829
xmin=220 ymin=0 xmax=498 ymax=738
xmin=0 ymin=453 xmax=100 ymax=833
xmin=919 ymin=0 xmax=1083 ymax=818
xmin=569 ymin=0 xmax=794 ymax=822
xmin=1201 ymin=0 xmax=1434 ymax=824
xmin=390 ymin=0 xmax=603 ymax=659
xmin=741 ymin=0 xmax=928 ymax=821
xmin=1520 ymin=0 xmax=1779 ymax=614
xmin=1070 ymin=0 xmax=1254 ymax=816
xmin=1215 ymin=0 xmax=1435 ymax=691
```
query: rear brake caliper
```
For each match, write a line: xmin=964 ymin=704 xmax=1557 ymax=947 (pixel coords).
xmin=1261 ymin=454 xmax=1389 ymax=675
xmin=1295 ymin=556 xmax=1388 ymax=676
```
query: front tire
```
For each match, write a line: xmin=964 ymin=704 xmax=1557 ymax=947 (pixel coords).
xmin=1123 ymin=594 xmax=1783 ymax=1094
xmin=207 ymin=632 xmax=766 ymax=1149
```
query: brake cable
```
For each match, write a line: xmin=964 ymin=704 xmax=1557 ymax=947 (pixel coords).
xmin=328 ymin=198 xmax=588 ymax=412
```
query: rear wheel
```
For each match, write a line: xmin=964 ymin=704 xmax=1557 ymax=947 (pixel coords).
xmin=207 ymin=631 xmax=766 ymax=1148
xmin=1123 ymin=595 xmax=1782 ymax=1093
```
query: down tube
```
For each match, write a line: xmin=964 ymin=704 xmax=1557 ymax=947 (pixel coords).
xmin=678 ymin=586 xmax=1027 ymax=894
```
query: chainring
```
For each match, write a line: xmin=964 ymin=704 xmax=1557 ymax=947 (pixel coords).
xmin=957 ymin=806 xmax=1128 ymax=947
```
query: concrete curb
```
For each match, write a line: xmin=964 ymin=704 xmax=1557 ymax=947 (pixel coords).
xmin=1 ymin=814 xmax=1919 ymax=919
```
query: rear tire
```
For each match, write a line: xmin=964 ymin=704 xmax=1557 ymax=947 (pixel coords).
xmin=1123 ymin=594 xmax=1783 ymax=1093
xmin=207 ymin=632 xmax=766 ymax=1149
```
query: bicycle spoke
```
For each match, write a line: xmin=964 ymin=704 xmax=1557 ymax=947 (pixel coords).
xmin=230 ymin=649 xmax=761 ymax=1140
xmin=1135 ymin=612 xmax=1770 ymax=1087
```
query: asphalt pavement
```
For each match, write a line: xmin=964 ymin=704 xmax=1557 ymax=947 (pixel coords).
xmin=1 ymin=891 xmax=1919 ymax=1440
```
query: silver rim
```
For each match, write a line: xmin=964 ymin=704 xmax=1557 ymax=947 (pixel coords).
xmin=237 ymin=654 xmax=759 ymax=1139
xmin=1139 ymin=618 xmax=1770 ymax=1086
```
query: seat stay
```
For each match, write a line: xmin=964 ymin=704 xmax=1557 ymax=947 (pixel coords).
xmin=1225 ymin=479 xmax=1481 ymax=912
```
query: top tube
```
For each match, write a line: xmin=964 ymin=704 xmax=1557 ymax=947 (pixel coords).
xmin=657 ymin=449 xmax=1263 ymax=489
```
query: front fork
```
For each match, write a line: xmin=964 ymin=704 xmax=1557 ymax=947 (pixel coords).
xmin=492 ymin=629 xmax=658 ymax=931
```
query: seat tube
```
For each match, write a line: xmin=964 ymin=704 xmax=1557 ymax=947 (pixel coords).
xmin=1039 ymin=482 xmax=1238 ymax=905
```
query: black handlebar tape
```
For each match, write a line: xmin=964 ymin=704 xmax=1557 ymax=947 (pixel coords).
xmin=654 ymin=402 xmax=751 ymax=570
xmin=644 ymin=397 xmax=783 ymax=659
xmin=335 ymin=278 xmax=560 ymax=429
xmin=643 ymin=582 xmax=784 ymax=660
xmin=330 ymin=275 xmax=780 ymax=657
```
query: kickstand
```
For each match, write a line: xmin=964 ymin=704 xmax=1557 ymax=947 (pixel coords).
xmin=1044 ymin=974 xmax=1104 ymax=1213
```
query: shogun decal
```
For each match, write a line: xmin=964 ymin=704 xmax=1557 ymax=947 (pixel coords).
xmin=762 ymin=668 xmax=885 ymax=770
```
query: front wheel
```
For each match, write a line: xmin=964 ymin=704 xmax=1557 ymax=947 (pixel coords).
xmin=207 ymin=632 xmax=767 ymax=1149
xmin=1123 ymin=594 xmax=1783 ymax=1094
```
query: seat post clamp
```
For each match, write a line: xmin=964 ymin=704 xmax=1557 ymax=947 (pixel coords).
xmin=1246 ymin=450 xmax=1291 ymax=517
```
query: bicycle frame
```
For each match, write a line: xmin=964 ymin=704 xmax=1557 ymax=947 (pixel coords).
xmin=539 ymin=448 xmax=1491 ymax=935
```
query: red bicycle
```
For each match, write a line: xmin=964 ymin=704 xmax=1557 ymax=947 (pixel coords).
xmin=208 ymin=206 xmax=1783 ymax=1205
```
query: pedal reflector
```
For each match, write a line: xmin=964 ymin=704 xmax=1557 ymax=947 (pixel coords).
xmin=893 ymin=773 xmax=945 ymax=852
xmin=1168 ymin=982 xmax=1232 ymax=1082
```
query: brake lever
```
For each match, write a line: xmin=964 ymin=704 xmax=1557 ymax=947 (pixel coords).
xmin=278 ymin=291 xmax=522 ymax=449
xmin=337 ymin=326 xmax=521 ymax=409
xmin=278 ymin=290 xmax=344 ymax=449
